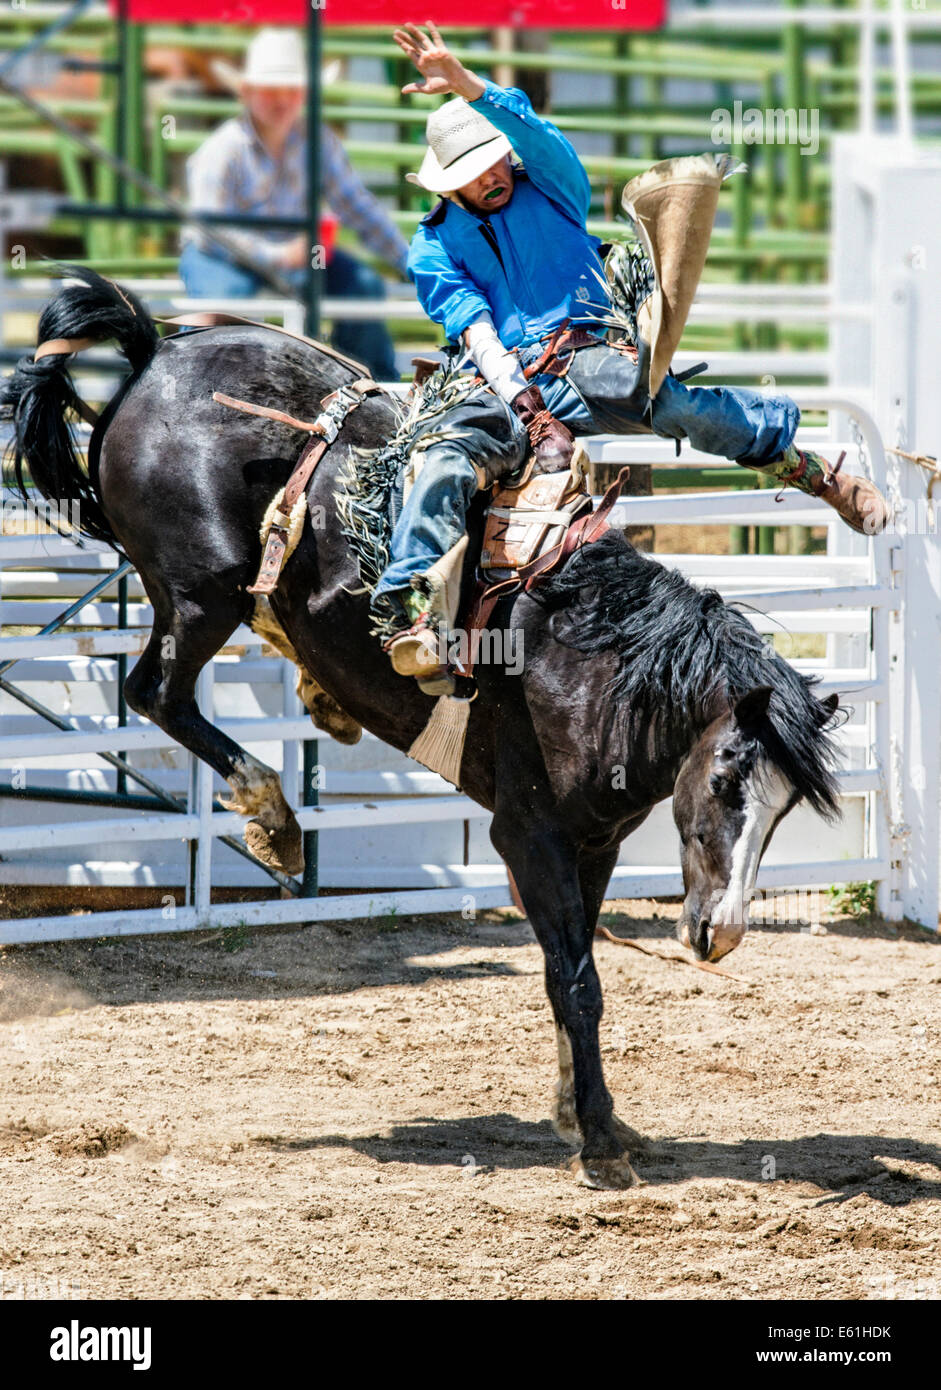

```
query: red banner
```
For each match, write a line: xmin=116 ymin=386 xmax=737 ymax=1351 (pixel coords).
xmin=116 ymin=2 xmax=665 ymax=29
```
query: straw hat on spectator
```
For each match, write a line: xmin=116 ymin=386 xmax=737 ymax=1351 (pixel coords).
xmin=212 ymin=28 xmax=341 ymax=92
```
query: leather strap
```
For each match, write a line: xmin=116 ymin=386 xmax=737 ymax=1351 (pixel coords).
xmin=69 ymin=392 xmax=100 ymax=428
xmin=212 ymin=377 xmax=380 ymax=436
xmin=780 ymin=448 xmax=846 ymax=495
xmin=519 ymin=466 xmax=630 ymax=592
xmin=34 ymin=335 xmax=99 ymax=361
xmin=283 ymin=435 xmax=330 ymax=512
xmin=248 ymin=523 xmax=292 ymax=597
xmin=244 ymin=379 xmax=382 ymax=596
xmin=30 ymin=339 xmax=102 ymax=426
xmin=247 ymin=432 xmax=327 ymax=596
xmin=521 ymin=322 xmax=605 ymax=382
xmin=462 ymin=466 xmax=631 ymax=679
xmin=212 ymin=392 xmax=324 ymax=433
xmin=411 ymin=356 xmax=441 ymax=387
xmin=522 ymin=318 xmax=571 ymax=381
xmin=465 ymin=577 xmax=520 ymax=678
xmin=673 ymin=360 xmax=709 ymax=383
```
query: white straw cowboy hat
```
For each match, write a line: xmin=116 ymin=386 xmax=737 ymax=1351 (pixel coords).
xmin=212 ymin=28 xmax=341 ymax=92
xmin=406 ymin=98 xmax=513 ymax=193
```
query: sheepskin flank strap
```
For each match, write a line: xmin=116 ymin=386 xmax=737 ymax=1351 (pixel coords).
xmin=247 ymin=435 xmax=327 ymax=596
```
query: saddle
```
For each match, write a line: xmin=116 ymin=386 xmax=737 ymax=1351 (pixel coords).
xmin=465 ymin=462 xmax=628 ymax=671
xmin=391 ymin=449 xmax=629 ymax=699
xmin=480 ymin=451 xmax=592 ymax=580
xmin=213 ymin=350 xmax=628 ymax=692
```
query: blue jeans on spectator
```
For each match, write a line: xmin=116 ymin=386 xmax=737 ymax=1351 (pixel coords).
xmin=178 ymin=242 xmax=399 ymax=381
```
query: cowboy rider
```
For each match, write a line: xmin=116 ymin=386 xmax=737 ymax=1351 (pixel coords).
xmin=373 ymin=22 xmax=889 ymax=679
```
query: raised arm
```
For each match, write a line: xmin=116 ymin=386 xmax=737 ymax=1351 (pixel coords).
xmin=393 ymin=21 xmax=591 ymax=222
xmin=466 ymin=83 xmax=591 ymax=224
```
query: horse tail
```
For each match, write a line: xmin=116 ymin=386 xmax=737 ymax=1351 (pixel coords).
xmin=0 ymin=266 xmax=160 ymax=546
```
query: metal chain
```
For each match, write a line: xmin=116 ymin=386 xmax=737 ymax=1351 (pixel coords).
xmin=849 ymin=413 xmax=869 ymax=479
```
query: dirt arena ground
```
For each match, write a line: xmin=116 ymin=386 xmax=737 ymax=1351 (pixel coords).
xmin=0 ymin=899 xmax=938 ymax=1301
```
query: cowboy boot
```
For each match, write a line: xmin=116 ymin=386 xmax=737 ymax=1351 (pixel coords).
xmin=511 ymin=384 xmax=575 ymax=472
xmin=384 ymin=587 xmax=442 ymax=678
xmin=761 ymin=445 xmax=890 ymax=536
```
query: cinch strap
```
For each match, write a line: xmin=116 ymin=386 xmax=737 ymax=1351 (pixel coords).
xmin=211 ymin=379 xmax=383 ymax=597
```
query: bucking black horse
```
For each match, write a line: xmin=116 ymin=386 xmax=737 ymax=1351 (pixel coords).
xmin=2 ymin=270 xmax=842 ymax=1188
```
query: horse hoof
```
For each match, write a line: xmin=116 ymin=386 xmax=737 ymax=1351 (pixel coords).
xmin=569 ymin=1153 xmax=645 ymax=1190
xmin=244 ymin=818 xmax=304 ymax=877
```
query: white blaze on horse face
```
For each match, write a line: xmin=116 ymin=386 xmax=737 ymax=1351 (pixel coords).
xmin=709 ymin=763 xmax=792 ymax=957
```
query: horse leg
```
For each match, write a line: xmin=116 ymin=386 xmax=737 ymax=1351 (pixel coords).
xmin=251 ymin=595 xmax=362 ymax=745
xmin=571 ymin=848 xmax=650 ymax=1159
xmin=492 ymin=819 xmax=642 ymax=1189
xmin=548 ymin=849 xmax=616 ymax=1145
xmin=124 ymin=601 xmax=303 ymax=876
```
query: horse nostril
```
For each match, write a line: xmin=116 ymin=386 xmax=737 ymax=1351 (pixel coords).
xmin=688 ymin=918 xmax=712 ymax=958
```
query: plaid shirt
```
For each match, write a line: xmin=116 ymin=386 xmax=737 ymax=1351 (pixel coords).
xmin=182 ymin=115 xmax=410 ymax=276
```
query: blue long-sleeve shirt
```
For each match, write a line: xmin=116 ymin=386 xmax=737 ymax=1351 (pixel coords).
xmin=407 ymin=81 xmax=611 ymax=348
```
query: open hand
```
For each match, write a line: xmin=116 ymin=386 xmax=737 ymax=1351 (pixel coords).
xmin=392 ymin=21 xmax=484 ymax=100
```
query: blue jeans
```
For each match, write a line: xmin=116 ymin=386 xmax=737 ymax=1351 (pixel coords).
xmin=522 ymin=340 xmax=799 ymax=464
xmin=371 ymin=341 xmax=799 ymax=621
xmin=178 ymin=242 xmax=399 ymax=381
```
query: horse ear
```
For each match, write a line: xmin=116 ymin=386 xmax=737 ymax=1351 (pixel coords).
xmin=733 ymin=685 xmax=773 ymax=731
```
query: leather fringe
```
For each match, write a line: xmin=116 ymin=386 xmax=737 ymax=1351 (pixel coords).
xmin=408 ymin=695 xmax=472 ymax=788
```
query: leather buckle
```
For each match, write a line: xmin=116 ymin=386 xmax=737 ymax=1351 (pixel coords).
xmin=315 ymin=385 xmax=361 ymax=442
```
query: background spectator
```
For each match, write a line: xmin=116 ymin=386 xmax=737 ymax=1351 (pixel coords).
xmin=179 ymin=27 xmax=409 ymax=379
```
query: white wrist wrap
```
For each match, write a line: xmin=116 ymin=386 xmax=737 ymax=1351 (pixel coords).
xmin=464 ymin=315 xmax=528 ymax=404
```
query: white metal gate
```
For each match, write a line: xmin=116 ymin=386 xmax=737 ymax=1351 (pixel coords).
xmin=2 ymin=135 xmax=939 ymax=942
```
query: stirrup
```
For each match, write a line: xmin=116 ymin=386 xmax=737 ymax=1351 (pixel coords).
xmin=385 ymin=623 xmax=443 ymax=679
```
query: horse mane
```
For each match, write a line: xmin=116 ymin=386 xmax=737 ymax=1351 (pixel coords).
xmin=534 ymin=531 xmax=841 ymax=819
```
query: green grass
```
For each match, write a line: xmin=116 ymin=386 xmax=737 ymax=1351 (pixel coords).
xmin=219 ymin=922 xmax=252 ymax=953
xmin=827 ymin=881 xmax=877 ymax=919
